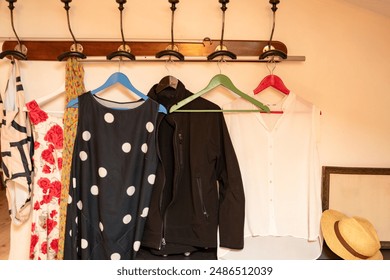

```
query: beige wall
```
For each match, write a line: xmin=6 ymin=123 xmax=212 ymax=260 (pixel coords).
xmin=1 ymin=0 xmax=389 ymax=168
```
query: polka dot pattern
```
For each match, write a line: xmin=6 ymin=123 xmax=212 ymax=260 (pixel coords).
xmin=81 ymin=239 xmax=88 ymax=249
xmin=127 ymin=186 xmax=136 ymax=196
xmin=122 ymin=142 xmax=131 ymax=153
xmin=98 ymin=167 xmax=107 ymax=178
xmin=133 ymin=241 xmax=141 ymax=252
xmin=140 ymin=207 xmax=149 ymax=218
xmin=146 ymin=122 xmax=154 ymax=132
xmin=64 ymin=93 xmax=159 ymax=260
xmin=141 ymin=143 xmax=148 ymax=153
xmin=79 ymin=151 xmax=88 ymax=161
xmin=90 ymin=185 xmax=99 ymax=195
xmin=123 ymin=214 xmax=132 ymax=224
xmin=104 ymin=113 xmax=114 ymax=123
xmin=148 ymin=174 xmax=156 ymax=185
xmin=111 ymin=253 xmax=121 ymax=260
xmin=82 ymin=131 xmax=91 ymax=141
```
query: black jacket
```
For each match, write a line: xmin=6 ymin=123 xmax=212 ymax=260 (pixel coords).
xmin=142 ymin=80 xmax=244 ymax=255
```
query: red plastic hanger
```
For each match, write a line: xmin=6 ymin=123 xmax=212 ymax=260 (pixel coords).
xmin=254 ymin=58 xmax=290 ymax=95
xmin=253 ymin=68 xmax=290 ymax=95
xmin=253 ymin=75 xmax=288 ymax=114
xmin=253 ymin=74 xmax=290 ymax=95
xmin=253 ymin=60 xmax=289 ymax=114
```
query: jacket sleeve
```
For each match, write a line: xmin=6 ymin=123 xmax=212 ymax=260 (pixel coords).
xmin=215 ymin=113 xmax=245 ymax=249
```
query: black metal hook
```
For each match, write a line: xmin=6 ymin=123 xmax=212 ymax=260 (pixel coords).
xmin=0 ymin=0 xmax=27 ymax=60
xmin=207 ymin=0 xmax=236 ymax=61
xmin=57 ymin=0 xmax=87 ymax=61
xmin=259 ymin=0 xmax=287 ymax=60
xmin=155 ymin=0 xmax=185 ymax=61
xmin=107 ymin=0 xmax=136 ymax=60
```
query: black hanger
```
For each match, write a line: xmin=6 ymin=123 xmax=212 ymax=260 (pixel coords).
xmin=0 ymin=0 xmax=27 ymax=60
xmin=57 ymin=0 xmax=87 ymax=61
xmin=106 ymin=0 xmax=136 ymax=60
xmin=155 ymin=0 xmax=185 ymax=61
xmin=259 ymin=0 xmax=287 ymax=60
xmin=207 ymin=0 xmax=236 ymax=61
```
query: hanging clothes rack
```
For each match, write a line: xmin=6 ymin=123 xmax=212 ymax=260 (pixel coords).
xmin=57 ymin=0 xmax=86 ymax=61
xmin=207 ymin=0 xmax=236 ymax=61
xmin=2 ymin=39 xmax=305 ymax=62
xmin=0 ymin=0 xmax=27 ymax=60
xmin=155 ymin=0 xmax=184 ymax=61
xmin=1 ymin=0 xmax=305 ymax=62
xmin=106 ymin=0 xmax=135 ymax=60
xmin=259 ymin=0 xmax=287 ymax=60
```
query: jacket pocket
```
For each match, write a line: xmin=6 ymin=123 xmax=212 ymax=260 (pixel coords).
xmin=196 ymin=176 xmax=209 ymax=219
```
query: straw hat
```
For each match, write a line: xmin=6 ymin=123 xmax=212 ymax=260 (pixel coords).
xmin=320 ymin=209 xmax=383 ymax=260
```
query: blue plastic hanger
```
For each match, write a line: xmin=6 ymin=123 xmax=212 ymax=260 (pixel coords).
xmin=67 ymin=72 xmax=167 ymax=114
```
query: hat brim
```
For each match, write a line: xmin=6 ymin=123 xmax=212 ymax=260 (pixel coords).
xmin=320 ymin=209 xmax=383 ymax=260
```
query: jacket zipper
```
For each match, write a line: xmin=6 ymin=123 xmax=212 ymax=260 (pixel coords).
xmin=157 ymin=115 xmax=167 ymax=251
xmin=159 ymin=129 xmax=184 ymax=250
xmin=196 ymin=177 xmax=209 ymax=219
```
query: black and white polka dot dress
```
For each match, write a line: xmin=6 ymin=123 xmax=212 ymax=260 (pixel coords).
xmin=64 ymin=92 xmax=160 ymax=260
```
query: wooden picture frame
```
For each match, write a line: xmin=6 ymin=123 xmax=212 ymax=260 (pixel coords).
xmin=322 ymin=166 xmax=390 ymax=249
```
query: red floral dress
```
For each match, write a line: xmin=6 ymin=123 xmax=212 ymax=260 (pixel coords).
xmin=26 ymin=100 xmax=63 ymax=260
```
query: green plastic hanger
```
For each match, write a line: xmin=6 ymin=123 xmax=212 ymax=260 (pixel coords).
xmin=169 ymin=74 xmax=270 ymax=113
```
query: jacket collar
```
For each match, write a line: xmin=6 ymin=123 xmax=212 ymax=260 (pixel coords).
xmin=147 ymin=79 xmax=191 ymax=111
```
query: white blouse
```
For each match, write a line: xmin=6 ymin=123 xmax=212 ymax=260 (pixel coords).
xmin=219 ymin=92 xmax=323 ymax=260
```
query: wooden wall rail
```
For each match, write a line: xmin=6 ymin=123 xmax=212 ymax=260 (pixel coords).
xmin=1 ymin=39 xmax=305 ymax=62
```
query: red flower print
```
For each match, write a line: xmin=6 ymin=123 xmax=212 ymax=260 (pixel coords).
xmin=57 ymin=157 xmax=63 ymax=170
xmin=50 ymin=181 xmax=62 ymax=199
xmin=41 ymin=193 xmax=53 ymax=205
xmin=37 ymin=178 xmax=51 ymax=193
xmin=50 ymin=209 xmax=58 ymax=219
xmin=28 ymin=111 xmax=42 ymax=125
xmin=41 ymin=148 xmax=55 ymax=165
xmin=42 ymin=164 xmax=51 ymax=174
xmin=26 ymin=101 xmax=48 ymax=125
xmin=50 ymin=239 xmax=59 ymax=254
xmin=26 ymin=100 xmax=39 ymax=111
xmin=33 ymin=201 xmax=41 ymax=210
xmin=31 ymin=222 xmax=36 ymax=232
xmin=46 ymin=219 xmax=58 ymax=235
xmin=30 ymin=234 xmax=39 ymax=258
xmin=44 ymin=124 xmax=63 ymax=149
xmin=34 ymin=141 xmax=40 ymax=150
xmin=41 ymin=241 xmax=47 ymax=255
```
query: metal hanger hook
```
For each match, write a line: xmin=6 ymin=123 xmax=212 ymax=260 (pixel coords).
xmin=217 ymin=59 xmax=224 ymax=74
xmin=7 ymin=0 xmax=21 ymax=48
xmin=266 ymin=57 xmax=277 ymax=74
xmin=164 ymin=59 xmax=172 ymax=74
xmin=61 ymin=0 xmax=79 ymax=50
xmin=4 ymin=0 xmax=27 ymax=57
xmin=118 ymin=56 xmax=123 ymax=72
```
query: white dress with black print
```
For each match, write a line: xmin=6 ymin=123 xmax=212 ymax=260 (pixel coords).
xmin=64 ymin=92 xmax=159 ymax=260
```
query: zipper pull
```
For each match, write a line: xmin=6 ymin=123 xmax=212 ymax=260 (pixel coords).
xmin=161 ymin=237 xmax=166 ymax=246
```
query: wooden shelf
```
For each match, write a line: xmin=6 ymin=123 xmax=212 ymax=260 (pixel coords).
xmin=1 ymin=39 xmax=304 ymax=62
